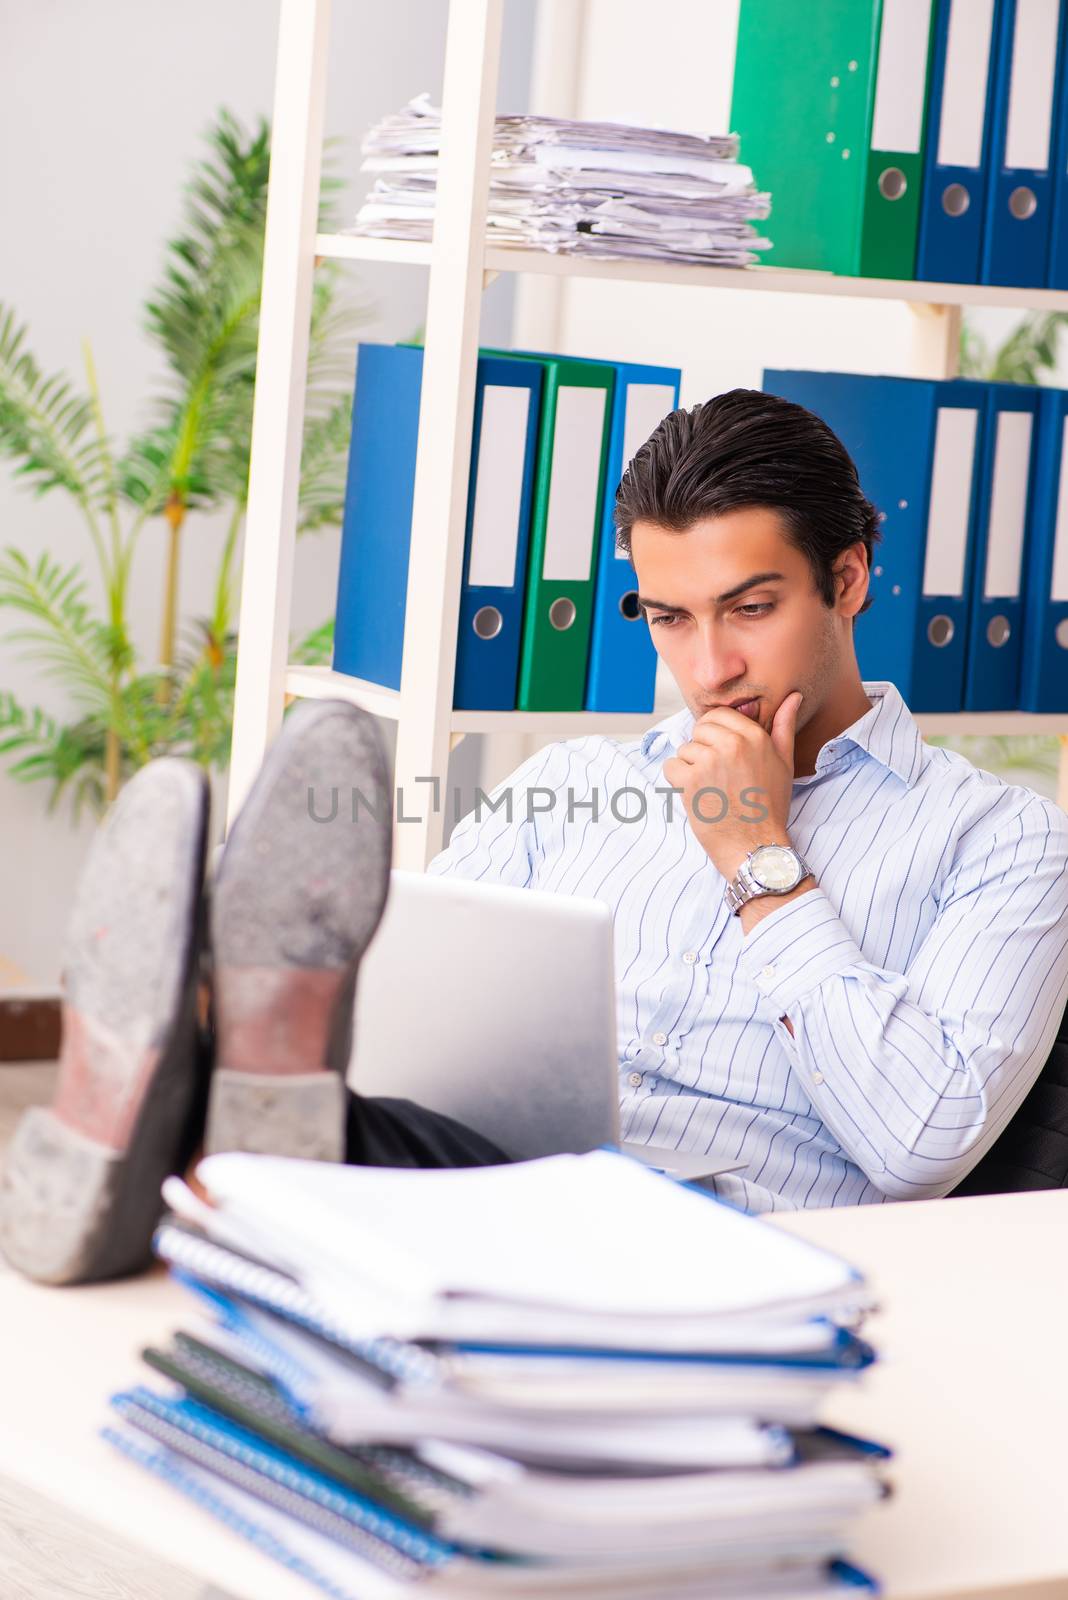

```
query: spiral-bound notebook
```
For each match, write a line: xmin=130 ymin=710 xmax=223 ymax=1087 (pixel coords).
xmin=102 ymin=1423 xmax=425 ymax=1600
xmin=121 ymin=1360 xmax=887 ymax=1561
xmin=109 ymin=1388 xmax=456 ymax=1575
xmin=141 ymin=1335 xmax=464 ymax=1529
xmin=103 ymin=1410 xmax=880 ymax=1600
xmin=154 ymin=1220 xmax=873 ymax=1374
xmin=176 ymin=1148 xmax=870 ymax=1351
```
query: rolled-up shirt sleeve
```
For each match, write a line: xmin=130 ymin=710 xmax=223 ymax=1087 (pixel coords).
xmin=735 ymin=800 xmax=1068 ymax=1199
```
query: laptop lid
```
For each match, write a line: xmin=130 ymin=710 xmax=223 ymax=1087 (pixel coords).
xmin=351 ymin=871 xmax=620 ymax=1161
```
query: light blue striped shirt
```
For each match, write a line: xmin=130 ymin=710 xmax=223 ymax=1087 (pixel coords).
xmin=428 ymin=681 xmax=1068 ymax=1212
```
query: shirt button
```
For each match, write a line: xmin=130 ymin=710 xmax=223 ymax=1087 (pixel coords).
xmin=811 ymin=1071 xmax=824 ymax=1086
xmin=761 ymin=965 xmax=777 ymax=980
xmin=628 ymin=1072 xmax=643 ymax=1087
xmin=652 ymin=1031 xmax=668 ymax=1046
xmin=682 ymin=951 xmax=697 ymax=964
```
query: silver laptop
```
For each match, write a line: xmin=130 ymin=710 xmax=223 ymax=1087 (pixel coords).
xmin=350 ymin=871 xmax=742 ymax=1183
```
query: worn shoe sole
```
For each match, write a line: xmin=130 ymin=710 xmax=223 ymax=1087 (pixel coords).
xmin=205 ymin=699 xmax=393 ymax=1162
xmin=1 ymin=759 xmax=210 ymax=1284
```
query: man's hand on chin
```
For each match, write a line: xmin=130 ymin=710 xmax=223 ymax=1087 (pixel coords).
xmin=663 ymin=689 xmax=804 ymax=885
xmin=665 ymin=689 xmax=810 ymax=1031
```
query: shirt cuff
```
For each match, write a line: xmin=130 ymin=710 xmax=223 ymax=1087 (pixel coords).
xmin=735 ymin=886 xmax=866 ymax=1013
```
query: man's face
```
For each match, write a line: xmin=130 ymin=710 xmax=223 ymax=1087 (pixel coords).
xmin=630 ymin=506 xmax=867 ymax=736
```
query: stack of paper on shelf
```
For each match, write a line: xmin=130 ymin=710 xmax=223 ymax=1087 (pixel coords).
xmin=103 ymin=1149 xmax=889 ymax=1600
xmin=347 ymin=94 xmax=771 ymax=267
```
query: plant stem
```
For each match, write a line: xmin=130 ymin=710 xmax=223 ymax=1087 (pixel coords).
xmin=159 ymin=492 xmax=185 ymax=690
xmin=105 ymin=726 xmax=121 ymax=804
xmin=213 ymin=503 xmax=243 ymax=644
xmin=83 ymin=339 xmax=130 ymax=803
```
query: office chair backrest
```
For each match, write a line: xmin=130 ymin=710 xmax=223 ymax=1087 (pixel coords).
xmin=950 ymin=990 xmax=1068 ymax=1195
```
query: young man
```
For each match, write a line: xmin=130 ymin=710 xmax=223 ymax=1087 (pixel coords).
xmin=426 ymin=388 xmax=1068 ymax=1212
xmin=6 ymin=388 xmax=1068 ymax=1285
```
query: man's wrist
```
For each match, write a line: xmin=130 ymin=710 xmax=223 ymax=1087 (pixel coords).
xmin=719 ymin=834 xmax=795 ymax=886
xmin=719 ymin=836 xmax=817 ymax=932
xmin=736 ymin=874 xmax=817 ymax=934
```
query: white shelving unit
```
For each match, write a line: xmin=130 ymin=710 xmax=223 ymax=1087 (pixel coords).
xmin=228 ymin=0 xmax=1068 ymax=868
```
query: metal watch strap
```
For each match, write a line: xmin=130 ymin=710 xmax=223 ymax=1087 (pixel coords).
xmin=724 ymin=847 xmax=812 ymax=916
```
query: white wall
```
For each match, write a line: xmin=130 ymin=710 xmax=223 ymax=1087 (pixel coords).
xmin=0 ymin=0 xmax=534 ymax=982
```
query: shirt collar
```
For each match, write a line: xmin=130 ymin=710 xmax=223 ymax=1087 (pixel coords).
xmin=640 ymin=680 xmax=926 ymax=789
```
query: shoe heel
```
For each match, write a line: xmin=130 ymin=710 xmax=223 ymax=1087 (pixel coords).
xmin=1 ymin=1109 xmax=124 ymax=1284
xmin=204 ymin=1069 xmax=346 ymax=1162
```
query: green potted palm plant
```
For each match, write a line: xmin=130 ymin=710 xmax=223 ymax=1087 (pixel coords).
xmin=0 ymin=109 xmax=363 ymax=816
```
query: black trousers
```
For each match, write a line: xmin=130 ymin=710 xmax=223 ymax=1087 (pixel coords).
xmin=344 ymin=1090 xmax=513 ymax=1168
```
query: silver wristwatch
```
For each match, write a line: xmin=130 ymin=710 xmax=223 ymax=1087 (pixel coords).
xmin=724 ymin=843 xmax=812 ymax=915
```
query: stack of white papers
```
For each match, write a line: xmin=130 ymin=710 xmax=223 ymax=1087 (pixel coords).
xmin=103 ymin=1151 xmax=887 ymax=1600
xmin=347 ymin=94 xmax=772 ymax=267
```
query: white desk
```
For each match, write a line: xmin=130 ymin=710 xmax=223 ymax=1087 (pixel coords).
xmin=1 ymin=1189 xmax=1066 ymax=1600
xmin=776 ymin=1189 xmax=1068 ymax=1600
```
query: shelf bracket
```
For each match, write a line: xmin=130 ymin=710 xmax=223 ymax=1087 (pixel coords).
xmin=482 ymin=267 xmax=500 ymax=289
xmin=907 ymin=301 xmax=962 ymax=380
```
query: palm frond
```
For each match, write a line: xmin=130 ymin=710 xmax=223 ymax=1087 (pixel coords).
xmin=960 ymin=310 xmax=1068 ymax=384
xmin=0 ymin=692 xmax=109 ymax=818
xmin=0 ymin=305 xmax=114 ymax=515
xmin=122 ymin=237 xmax=264 ymax=512
xmin=0 ymin=547 xmax=119 ymax=708
xmin=958 ymin=320 xmax=990 ymax=378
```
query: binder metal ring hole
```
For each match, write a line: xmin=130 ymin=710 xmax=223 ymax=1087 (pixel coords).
xmin=986 ymin=615 xmax=1010 ymax=648
xmin=619 ymin=590 xmax=642 ymax=622
xmin=549 ymin=597 xmax=577 ymax=632
xmin=1056 ymin=620 xmax=1068 ymax=649
xmin=879 ymin=168 xmax=906 ymax=201
xmin=472 ymin=605 xmax=503 ymax=641
xmin=1009 ymin=187 xmax=1037 ymax=221
xmin=928 ymin=615 xmax=954 ymax=648
xmin=942 ymin=183 xmax=969 ymax=218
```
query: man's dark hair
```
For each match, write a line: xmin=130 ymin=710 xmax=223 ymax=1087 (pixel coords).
xmin=614 ymin=388 xmax=882 ymax=619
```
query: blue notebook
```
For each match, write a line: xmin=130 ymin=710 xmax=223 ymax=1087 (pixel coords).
xmin=102 ymin=1422 xmax=434 ymax=1599
xmin=110 ymin=1387 xmax=457 ymax=1567
xmin=102 ymin=1420 xmax=881 ymax=1599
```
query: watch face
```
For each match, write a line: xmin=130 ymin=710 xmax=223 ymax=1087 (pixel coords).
xmin=750 ymin=844 xmax=800 ymax=891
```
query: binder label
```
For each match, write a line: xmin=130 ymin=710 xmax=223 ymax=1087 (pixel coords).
xmin=924 ymin=407 xmax=978 ymax=596
xmin=1005 ymin=0 xmax=1060 ymax=171
xmin=871 ymin=0 xmax=935 ymax=155
xmin=616 ymin=383 xmax=678 ymax=560
xmin=1052 ymin=417 xmax=1068 ymax=602
xmin=467 ymin=385 xmax=531 ymax=588
xmin=984 ymin=411 xmax=1032 ymax=598
xmin=937 ymin=0 xmax=997 ymax=170
xmin=543 ymin=386 xmax=607 ymax=581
